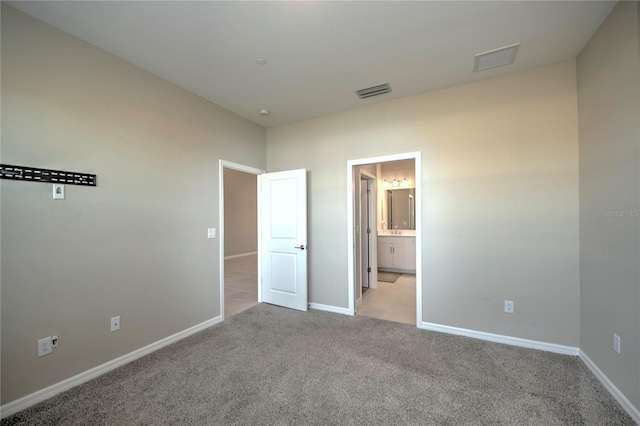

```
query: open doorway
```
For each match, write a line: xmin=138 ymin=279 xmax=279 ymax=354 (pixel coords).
xmin=346 ymin=152 xmax=422 ymax=326
xmin=219 ymin=160 xmax=265 ymax=319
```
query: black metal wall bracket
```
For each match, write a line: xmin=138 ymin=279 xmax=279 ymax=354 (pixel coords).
xmin=0 ymin=164 xmax=96 ymax=186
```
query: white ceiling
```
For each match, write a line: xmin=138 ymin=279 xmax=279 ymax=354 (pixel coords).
xmin=8 ymin=1 xmax=615 ymax=128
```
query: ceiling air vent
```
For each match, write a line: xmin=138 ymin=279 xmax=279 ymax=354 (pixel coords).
xmin=356 ymin=83 xmax=391 ymax=99
xmin=474 ymin=43 xmax=520 ymax=72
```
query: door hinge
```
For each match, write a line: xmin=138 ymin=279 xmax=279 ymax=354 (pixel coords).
xmin=367 ymin=228 xmax=371 ymax=234
xmin=367 ymin=267 xmax=371 ymax=273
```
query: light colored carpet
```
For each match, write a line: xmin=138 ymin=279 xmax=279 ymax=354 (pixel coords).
xmin=2 ymin=304 xmax=633 ymax=425
xmin=378 ymin=271 xmax=402 ymax=283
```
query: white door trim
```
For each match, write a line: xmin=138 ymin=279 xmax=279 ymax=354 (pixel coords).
xmin=346 ymin=152 xmax=422 ymax=326
xmin=359 ymin=169 xmax=378 ymax=290
xmin=357 ymin=169 xmax=378 ymax=298
xmin=218 ymin=160 xmax=266 ymax=320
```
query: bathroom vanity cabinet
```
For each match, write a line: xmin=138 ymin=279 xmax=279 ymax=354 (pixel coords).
xmin=377 ymin=236 xmax=416 ymax=273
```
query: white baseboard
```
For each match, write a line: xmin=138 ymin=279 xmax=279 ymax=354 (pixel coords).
xmin=419 ymin=322 xmax=639 ymax=421
xmin=224 ymin=251 xmax=257 ymax=260
xmin=309 ymin=303 xmax=352 ymax=316
xmin=579 ymin=350 xmax=640 ymax=423
xmin=0 ymin=315 xmax=223 ymax=419
xmin=420 ymin=321 xmax=580 ymax=356
xmin=5 ymin=314 xmax=636 ymax=424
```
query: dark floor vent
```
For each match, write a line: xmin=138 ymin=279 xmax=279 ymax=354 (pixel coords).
xmin=355 ymin=83 xmax=391 ymax=99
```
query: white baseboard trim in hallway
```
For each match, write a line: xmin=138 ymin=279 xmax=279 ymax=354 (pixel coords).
xmin=420 ymin=321 xmax=580 ymax=356
xmin=309 ymin=303 xmax=351 ymax=316
xmin=0 ymin=315 xmax=224 ymax=419
xmin=224 ymin=251 xmax=257 ymax=260
xmin=579 ymin=350 xmax=640 ymax=423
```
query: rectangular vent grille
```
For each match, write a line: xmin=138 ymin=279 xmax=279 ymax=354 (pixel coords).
xmin=356 ymin=83 xmax=391 ymax=99
xmin=474 ymin=43 xmax=520 ymax=72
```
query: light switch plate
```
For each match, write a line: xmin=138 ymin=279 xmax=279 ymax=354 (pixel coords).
xmin=207 ymin=228 xmax=216 ymax=239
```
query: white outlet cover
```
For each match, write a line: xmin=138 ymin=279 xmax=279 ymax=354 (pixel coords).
xmin=207 ymin=228 xmax=216 ymax=239
xmin=504 ymin=300 xmax=514 ymax=314
xmin=38 ymin=336 xmax=53 ymax=357
xmin=111 ymin=316 xmax=120 ymax=332
xmin=53 ymin=184 xmax=65 ymax=199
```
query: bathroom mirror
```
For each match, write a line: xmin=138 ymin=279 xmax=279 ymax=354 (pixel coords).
xmin=386 ymin=188 xmax=415 ymax=230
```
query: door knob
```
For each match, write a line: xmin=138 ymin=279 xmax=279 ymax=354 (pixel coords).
xmin=294 ymin=245 xmax=306 ymax=250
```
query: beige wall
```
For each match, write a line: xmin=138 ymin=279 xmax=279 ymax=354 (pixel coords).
xmin=380 ymin=160 xmax=415 ymax=188
xmin=0 ymin=5 xmax=265 ymax=404
xmin=223 ymin=168 xmax=258 ymax=257
xmin=577 ymin=1 xmax=640 ymax=411
xmin=267 ymin=60 xmax=580 ymax=347
xmin=7 ymin=0 xmax=636 ymax=413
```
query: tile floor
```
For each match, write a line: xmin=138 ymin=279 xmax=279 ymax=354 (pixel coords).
xmin=358 ymin=273 xmax=416 ymax=325
xmin=224 ymin=254 xmax=258 ymax=319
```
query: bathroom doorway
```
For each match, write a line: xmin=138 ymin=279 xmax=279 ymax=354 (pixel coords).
xmin=346 ymin=152 xmax=422 ymax=326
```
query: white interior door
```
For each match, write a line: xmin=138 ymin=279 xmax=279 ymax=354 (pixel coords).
xmin=259 ymin=169 xmax=308 ymax=312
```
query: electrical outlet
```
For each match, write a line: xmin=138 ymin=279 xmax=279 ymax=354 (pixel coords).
xmin=207 ymin=228 xmax=216 ymax=239
xmin=110 ymin=316 xmax=120 ymax=332
xmin=504 ymin=300 xmax=514 ymax=314
xmin=38 ymin=336 xmax=53 ymax=357
xmin=613 ymin=334 xmax=621 ymax=354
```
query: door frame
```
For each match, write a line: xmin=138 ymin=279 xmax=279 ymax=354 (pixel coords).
xmin=355 ymin=169 xmax=377 ymax=307
xmin=346 ymin=152 xmax=422 ymax=325
xmin=218 ymin=160 xmax=266 ymax=320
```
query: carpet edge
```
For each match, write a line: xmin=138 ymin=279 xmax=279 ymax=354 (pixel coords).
xmin=579 ymin=350 xmax=640 ymax=424
xmin=0 ymin=315 xmax=224 ymax=419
